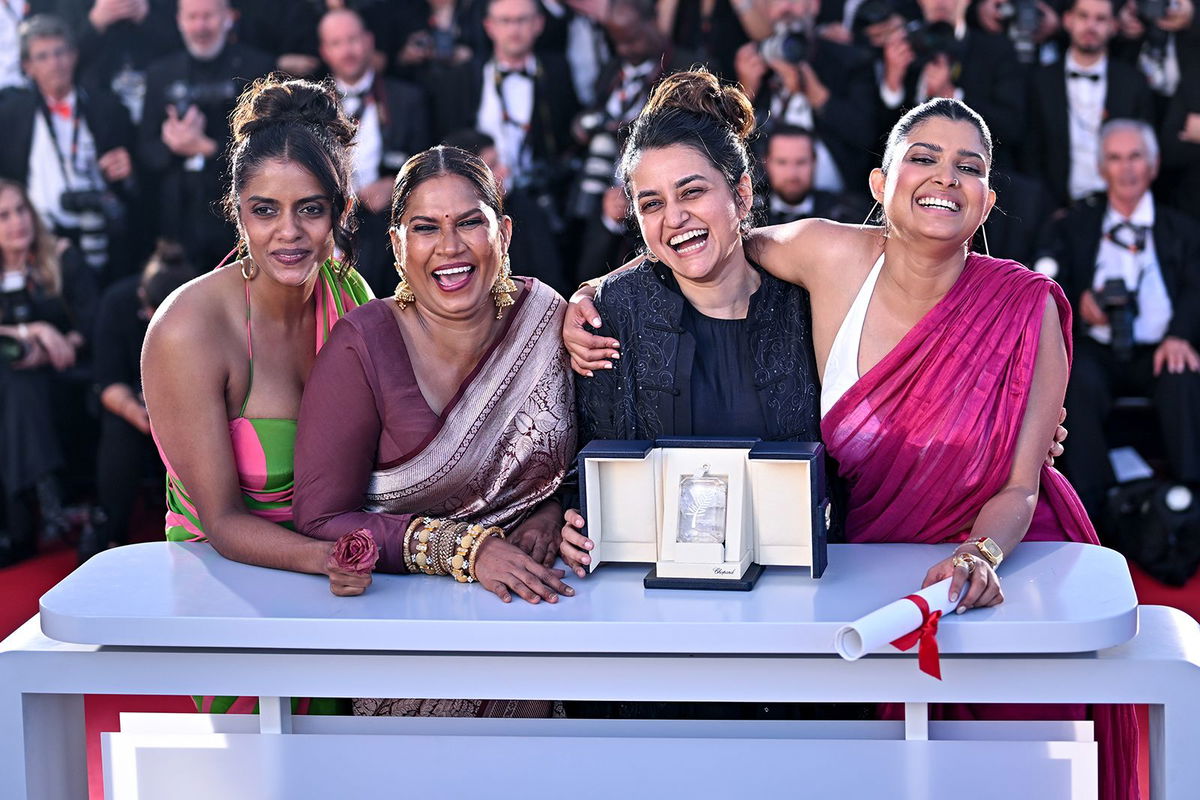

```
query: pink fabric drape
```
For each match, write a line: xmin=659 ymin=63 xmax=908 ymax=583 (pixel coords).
xmin=822 ymin=253 xmax=1138 ymax=800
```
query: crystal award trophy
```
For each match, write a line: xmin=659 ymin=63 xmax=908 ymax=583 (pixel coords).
xmin=677 ymin=464 xmax=728 ymax=544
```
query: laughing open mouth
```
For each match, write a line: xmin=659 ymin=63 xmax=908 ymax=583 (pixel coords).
xmin=669 ymin=228 xmax=709 ymax=254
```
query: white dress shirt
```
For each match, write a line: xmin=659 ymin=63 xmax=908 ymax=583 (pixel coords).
xmin=768 ymin=92 xmax=844 ymax=193
xmin=27 ymin=92 xmax=103 ymax=231
xmin=0 ymin=0 xmax=24 ymax=90
xmin=1089 ymin=192 xmax=1173 ymax=346
xmin=337 ymin=71 xmax=384 ymax=193
xmin=1065 ymin=53 xmax=1108 ymax=202
xmin=478 ymin=56 xmax=537 ymax=182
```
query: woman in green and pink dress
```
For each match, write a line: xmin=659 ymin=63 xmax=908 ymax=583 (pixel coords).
xmin=143 ymin=78 xmax=374 ymax=711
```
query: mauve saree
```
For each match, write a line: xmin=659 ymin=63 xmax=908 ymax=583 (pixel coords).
xmin=821 ymin=253 xmax=1138 ymax=800
xmin=294 ymin=278 xmax=575 ymax=719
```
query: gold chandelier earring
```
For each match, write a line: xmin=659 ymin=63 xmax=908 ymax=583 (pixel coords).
xmin=491 ymin=253 xmax=517 ymax=319
xmin=393 ymin=262 xmax=416 ymax=310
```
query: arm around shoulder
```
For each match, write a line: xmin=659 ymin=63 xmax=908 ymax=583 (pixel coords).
xmin=746 ymin=218 xmax=870 ymax=289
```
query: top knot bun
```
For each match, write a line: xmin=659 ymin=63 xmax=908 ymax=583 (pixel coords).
xmin=230 ymin=75 xmax=356 ymax=148
xmin=643 ymin=69 xmax=755 ymax=143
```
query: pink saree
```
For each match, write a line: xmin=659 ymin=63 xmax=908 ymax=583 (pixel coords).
xmin=821 ymin=253 xmax=1138 ymax=800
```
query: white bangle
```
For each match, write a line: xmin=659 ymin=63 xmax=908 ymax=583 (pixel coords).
xmin=17 ymin=323 xmax=29 ymax=341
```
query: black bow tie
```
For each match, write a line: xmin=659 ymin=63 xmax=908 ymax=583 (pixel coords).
xmin=498 ymin=67 xmax=533 ymax=81
xmin=1106 ymin=221 xmax=1149 ymax=253
xmin=1068 ymin=70 xmax=1101 ymax=82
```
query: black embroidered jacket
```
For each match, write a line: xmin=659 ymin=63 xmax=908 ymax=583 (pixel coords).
xmin=577 ymin=260 xmax=822 ymax=445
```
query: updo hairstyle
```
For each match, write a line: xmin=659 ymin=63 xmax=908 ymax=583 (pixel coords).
xmin=224 ymin=76 xmax=358 ymax=272
xmin=390 ymin=145 xmax=504 ymax=226
xmin=618 ymin=69 xmax=758 ymax=232
xmin=880 ymin=97 xmax=994 ymax=175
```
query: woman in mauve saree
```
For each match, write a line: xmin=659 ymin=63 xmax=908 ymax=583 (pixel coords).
xmin=293 ymin=145 xmax=575 ymax=718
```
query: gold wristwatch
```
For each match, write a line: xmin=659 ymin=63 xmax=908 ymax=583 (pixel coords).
xmin=969 ymin=537 xmax=1004 ymax=569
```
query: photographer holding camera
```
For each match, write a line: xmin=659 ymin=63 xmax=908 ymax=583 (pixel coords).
xmin=139 ymin=0 xmax=271 ymax=271
xmin=0 ymin=178 xmax=97 ymax=568
xmin=1115 ymin=0 xmax=1194 ymax=98
xmin=564 ymin=0 xmax=695 ymax=272
xmin=971 ymin=0 xmax=1061 ymax=64
xmin=0 ymin=14 xmax=135 ymax=283
xmin=734 ymin=0 xmax=877 ymax=195
xmin=865 ymin=0 xmax=1027 ymax=167
xmin=1039 ymin=119 xmax=1200 ymax=519
xmin=433 ymin=0 xmax=579 ymax=277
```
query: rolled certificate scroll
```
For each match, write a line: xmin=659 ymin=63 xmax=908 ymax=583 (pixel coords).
xmin=833 ymin=578 xmax=959 ymax=679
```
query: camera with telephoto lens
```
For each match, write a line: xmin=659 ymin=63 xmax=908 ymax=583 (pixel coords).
xmin=996 ymin=0 xmax=1041 ymax=63
xmin=569 ymin=115 xmax=620 ymax=219
xmin=905 ymin=20 xmax=963 ymax=61
xmin=1098 ymin=277 xmax=1139 ymax=362
xmin=1137 ymin=0 xmax=1169 ymax=21
xmin=0 ymin=334 xmax=29 ymax=363
xmin=164 ymin=79 xmax=238 ymax=117
xmin=1135 ymin=0 xmax=1172 ymax=62
xmin=60 ymin=188 xmax=125 ymax=228
xmin=60 ymin=188 xmax=125 ymax=269
xmin=760 ymin=24 xmax=812 ymax=63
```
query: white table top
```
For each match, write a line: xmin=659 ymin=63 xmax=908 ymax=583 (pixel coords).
xmin=38 ymin=541 xmax=1137 ymax=655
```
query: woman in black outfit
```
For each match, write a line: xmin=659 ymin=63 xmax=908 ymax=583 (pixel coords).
xmin=0 ymin=179 xmax=97 ymax=566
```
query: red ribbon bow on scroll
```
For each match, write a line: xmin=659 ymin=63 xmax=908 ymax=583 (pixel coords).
xmin=890 ymin=594 xmax=943 ymax=680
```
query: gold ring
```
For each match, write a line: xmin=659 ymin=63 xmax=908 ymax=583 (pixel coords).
xmin=951 ymin=553 xmax=977 ymax=574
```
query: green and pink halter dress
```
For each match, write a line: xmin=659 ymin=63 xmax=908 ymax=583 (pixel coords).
xmin=153 ymin=260 xmax=372 ymax=715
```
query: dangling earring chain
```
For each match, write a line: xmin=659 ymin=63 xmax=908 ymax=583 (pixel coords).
xmin=491 ymin=253 xmax=518 ymax=319
xmin=393 ymin=261 xmax=416 ymax=310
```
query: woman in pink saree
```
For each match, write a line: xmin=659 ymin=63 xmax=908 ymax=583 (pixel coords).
xmin=566 ymin=94 xmax=1137 ymax=799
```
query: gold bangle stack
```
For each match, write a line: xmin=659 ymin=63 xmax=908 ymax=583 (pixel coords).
xmin=404 ymin=517 xmax=504 ymax=582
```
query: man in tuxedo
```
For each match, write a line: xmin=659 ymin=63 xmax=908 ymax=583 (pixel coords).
xmin=432 ymin=0 xmax=578 ymax=183
xmin=139 ymin=0 xmax=272 ymax=271
xmin=873 ymin=0 xmax=1027 ymax=167
xmin=734 ymin=0 xmax=878 ymax=198
xmin=1042 ymin=119 xmax=1200 ymax=518
xmin=760 ymin=125 xmax=867 ymax=224
xmin=1024 ymin=0 xmax=1154 ymax=210
xmin=0 ymin=14 xmax=135 ymax=280
xmin=319 ymin=7 xmax=430 ymax=296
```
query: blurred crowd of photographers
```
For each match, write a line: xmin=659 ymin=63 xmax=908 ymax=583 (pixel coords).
xmin=0 ymin=0 xmax=1197 ymax=571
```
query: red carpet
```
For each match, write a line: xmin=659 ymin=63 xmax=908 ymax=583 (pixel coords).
xmin=2 ymin=544 xmax=1196 ymax=799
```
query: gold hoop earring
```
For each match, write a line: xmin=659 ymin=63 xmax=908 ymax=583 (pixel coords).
xmin=240 ymin=259 xmax=257 ymax=280
xmin=491 ymin=253 xmax=518 ymax=319
xmin=393 ymin=262 xmax=415 ymax=310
